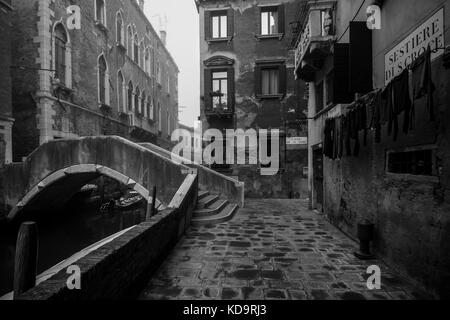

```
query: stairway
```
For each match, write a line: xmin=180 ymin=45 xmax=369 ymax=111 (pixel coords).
xmin=192 ymin=190 xmax=239 ymax=226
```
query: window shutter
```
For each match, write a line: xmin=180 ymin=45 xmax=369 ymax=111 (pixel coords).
xmin=333 ymin=43 xmax=352 ymax=104
xmin=227 ymin=67 xmax=235 ymax=111
xmin=255 ymin=64 xmax=262 ymax=96
xmin=256 ymin=8 xmax=262 ymax=35
xmin=227 ymin=9 xmax=234 ymax=38
xmin=278 ymin=4 xmax=285 ymax=34
xmin=204 ymin=68 xmax=212 ymax=110
xmin=279 ymin=63 xmax=287 ymax=95
xmin=349 ymin=21 xmax=373 ymax=95
xmin=204 ymin=10 xmax=211 ymax=40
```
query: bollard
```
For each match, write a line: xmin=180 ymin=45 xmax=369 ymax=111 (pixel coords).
xmin=146 ymin=186 xmax=157 ymax=221
xmin=354 ymin=219 xmax=375 ymax=260
xmin=14 ymin=222 xmax=39 ymax=298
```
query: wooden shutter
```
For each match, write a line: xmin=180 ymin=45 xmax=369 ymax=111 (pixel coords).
xmin=256 ymin=7 xmax=262 ymax=35
xmin=279 ymin=63 xmax=287 ymax=95
xmin=333 ymin=43 xmax=352 ymax=104
xmin=204 ymin=69 xmax=212 ymax=110
xmin=349 ymin=21 xmax=373 ymax=95
xmin=227 ymin=67 xmax=235 ymax=111
xmin=227 ymin=9 xmax=234 ymax=38
xmin=278 ymin=4 xmax=285 ymax=34
xmin=255 ymin=64 xmax=262 ymax=96
xmin=204 ymin=10 xmax=211 ymax=40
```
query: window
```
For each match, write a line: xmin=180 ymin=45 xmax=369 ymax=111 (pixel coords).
xmin=255 ymin=61 xmax=286 ymax=97
xmin=128 ymin=81 xmax=133 ymax=111
xmin=158 ymin=104 xmax=162 ymax=131
xmin=135 ymin=87 xmax=140 ymax=115
xmin=315 ymin=81 xmax=324 ymax=113
xmin=134 ymin=35 xmax=139 ymax=63
xmin=326 ymin=71 xmax=334 ymax=106
xmin=212 ymin=71 xmax=228 ymax=110
xmin=117 ymin=71 xmax=125 ymax=112
xmin=139 ymin=41 xmax=144 ymax=68
xmin=261 ymin=8 xmax=278 ymax=35
xmin=147 ymin=99 xmax=153 ymax=120
xmin=167 ymin=72 xmax=170 ymax=94
xmin=98 ymin=55 xmax=109 ymax=105
xmin=127 ymin=26 xmax=133 ymax=55
xmin=54 ymin=23 xmax=67 ymax=85
xmin=145 ymin=48 xmax=150 ymax=74
xmin=95 ymin=0 xmax=106 ymax=26
xmin=212 ymin=12 xmax=227 ymax=38
xmin=167 ymin=112 xmax=171 ymax=135
xmin=387 ymin=148 xmax=435 ymax=176
xmin=116 ymin=12 xmax=124 ymax=45
xmin=141 ymin=92 xmax=146 ymax=116
xmin=261 ymin=68 xmax=279 ymax=95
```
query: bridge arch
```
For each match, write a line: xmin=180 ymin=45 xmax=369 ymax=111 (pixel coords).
xmin=1 ymin=136 xmax=191 ymax=221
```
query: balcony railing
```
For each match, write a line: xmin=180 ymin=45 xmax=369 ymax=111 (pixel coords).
xmin=294 ymin=1 xmax=337 ymax=81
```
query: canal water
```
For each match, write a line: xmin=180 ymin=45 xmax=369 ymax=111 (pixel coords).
xmin=0 ymin=191 xmax=146 ymax=297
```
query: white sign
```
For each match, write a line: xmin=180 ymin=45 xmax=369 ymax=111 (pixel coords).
xmin=385 ymin=8 xmax=444 ymax=84
xmin=287 ymin=137 xmax=308 ymax=145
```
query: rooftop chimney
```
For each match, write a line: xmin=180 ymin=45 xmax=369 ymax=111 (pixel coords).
xmin=138 ymin=0 xmax=145 ymax=11
xmin=160 ymin=30 xmax=167 ymax=46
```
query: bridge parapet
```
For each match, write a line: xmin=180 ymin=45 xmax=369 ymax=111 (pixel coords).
xmin=0 ymin=136 xmax=192 ymax=221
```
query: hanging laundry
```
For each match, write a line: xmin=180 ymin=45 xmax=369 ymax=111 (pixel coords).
xmin=392 ymin=69 xmax=413 ymax=136
xmin=411 ymin=47 xmax=435 ymax=121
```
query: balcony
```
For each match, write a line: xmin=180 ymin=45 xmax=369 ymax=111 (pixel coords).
xmin=294 ymin=1 xmax=337 ymax=81
xmin=204 ymin=92 xmax=234 ymax=118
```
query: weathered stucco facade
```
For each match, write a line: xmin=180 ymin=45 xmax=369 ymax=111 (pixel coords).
xmin=0 ymin=0 xmax=14 ymax=165
xmin=11 ymin=0 xmax=179 ymax=161
xmin=295 ymin=0 xmax=450 ymax=298
xmin=196 ymin=0 xmax=308 ymax=199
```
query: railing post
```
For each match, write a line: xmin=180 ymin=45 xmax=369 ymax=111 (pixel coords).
xmin=14 ymin=221 xmax=39 ymax=299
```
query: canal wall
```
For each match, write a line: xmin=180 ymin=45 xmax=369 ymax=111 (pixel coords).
xmin=16 ymin=173 xmax=198 ymax=300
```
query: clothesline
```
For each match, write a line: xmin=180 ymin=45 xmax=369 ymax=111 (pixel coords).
xmin=324 ymin=47 xmax=436 ymax=160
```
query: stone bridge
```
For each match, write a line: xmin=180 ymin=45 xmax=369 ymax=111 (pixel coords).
xmin=0 ymin=136 xmax=244 ymax=222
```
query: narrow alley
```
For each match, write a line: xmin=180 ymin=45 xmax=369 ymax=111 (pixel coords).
xmin=139 ymin=199 xmax=428 ymax=300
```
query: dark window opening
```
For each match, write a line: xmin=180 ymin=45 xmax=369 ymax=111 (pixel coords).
xmin=261 ymin=68 xmax=279 ymax=95
xmin=55 ymin=24 xmax=67 ymax=85
xmin=326 ymin=71 xmax=334 ymax=106
xmin=387 ymin=149 xmax=434 ymax=176
xmin=212 ymin=71 xmax=228 ymax=110
xmin=316 ymin=81 xmax=324 ymax=113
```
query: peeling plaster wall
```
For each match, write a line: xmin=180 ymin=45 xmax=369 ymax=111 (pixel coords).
xmin=198 ymin=0 xmax=308 ymax=199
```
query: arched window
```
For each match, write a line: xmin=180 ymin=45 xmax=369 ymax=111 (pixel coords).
xmin=98 ymin=55 xmax=109 ymax=105
xmin=128 ymin=81 xmax=133 ymax=111
xmin=54 ymin=23 xmax=67 ymax=85
xmin=141 ymin=92 xmax=146 ymax=117
xmin=135 ymin=87 xmax=140 ymax=114
xmin=134 ymin=34 xmax=139 ymax=63
xmin=95 ymin=0 xmax=106 ymax=25
xmin=139 ymin=40 xmax=145 ymax=69
xmin=144 ymin=48 xmax=150 ymax=74
xmin=116 ymin=12 xmax=124 ymax=45
xmin=117 ymin=71 xmax=124 ymax=112
xmin=127 ymin=26 xmax=133 ymax=55
xmin=158 ymin=103 xmax=162 ymax=131
xmin=167 ymin=112 xmax=171 ymax=135
xmin=147 ymin=98 xmax=153 ymax=119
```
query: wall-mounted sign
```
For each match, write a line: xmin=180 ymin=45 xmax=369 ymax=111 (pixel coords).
xmin=287 ymin=137 xmax=308 ymax=145
xmin=384 ymin=8 xmax=444 ymax=84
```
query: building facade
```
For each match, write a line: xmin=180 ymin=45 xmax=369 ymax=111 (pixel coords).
xmin=195 ymin=0 xmax=308 ymax=199
xmin=294 ymin=0 xmax=450 ymax=298
xmin=0 ymin=0 xmax=14 ymax=165
xmin=11 ymin=0 xmax=179 ymax=161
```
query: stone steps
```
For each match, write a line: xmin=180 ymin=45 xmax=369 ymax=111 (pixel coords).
xmin=193 ymin=199 xmax=229 ymax=217
xmin=197 ymin=194 xmax=219 ymax=209
xmin=192 ymin=190 xmax=239 ymax=226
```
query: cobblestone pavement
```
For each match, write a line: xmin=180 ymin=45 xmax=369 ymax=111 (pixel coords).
xmin=139 ymin=199 xmax=428 ymax=300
